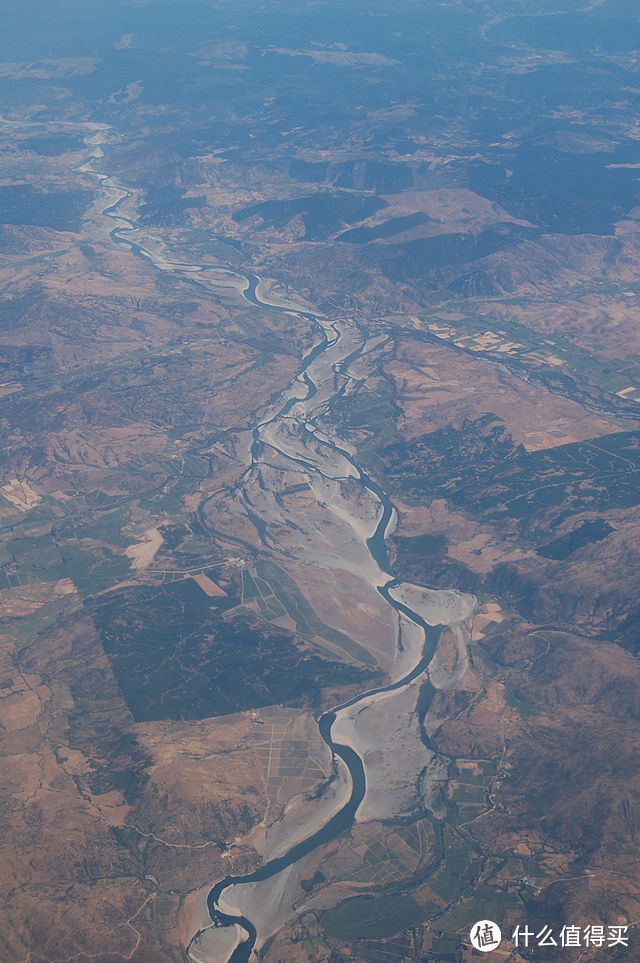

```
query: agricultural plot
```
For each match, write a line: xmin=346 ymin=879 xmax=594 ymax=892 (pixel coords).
xmin=449 ymin=758 xmax=496 ymax=825
xmin=322 ymin=819 xmax=436 ymax=889
xmin=245 ymin=706 xmax=331 ymax=819
xmin=248 ymin=559 xmax=377 ymax=666
xmin=321 ymin=893 xmax=427 ymax=941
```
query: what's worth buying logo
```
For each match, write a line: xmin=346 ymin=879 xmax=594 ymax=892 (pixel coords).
xmin=469 ymin=920 xmax=630 ymax=952
xmin=470 ymin=920 xmax=502 ymax=952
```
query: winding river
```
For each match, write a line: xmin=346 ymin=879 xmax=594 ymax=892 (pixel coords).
xmin=65 ymin=126 xmax=468 ymax=962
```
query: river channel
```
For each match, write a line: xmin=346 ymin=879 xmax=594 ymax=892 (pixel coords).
xmin=72 ymin=128 xmax=470 ymax=962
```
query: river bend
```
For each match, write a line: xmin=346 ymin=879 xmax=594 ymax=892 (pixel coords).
xmin=69 ymin=126 xmax=472 ymax=963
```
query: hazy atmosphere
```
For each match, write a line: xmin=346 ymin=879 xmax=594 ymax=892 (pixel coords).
xmin=1 ymin=1 xmax=639 ymax=960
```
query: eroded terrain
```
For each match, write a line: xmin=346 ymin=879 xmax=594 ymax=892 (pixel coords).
xmin=2 ymin=1 xmax=640 ymax=961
